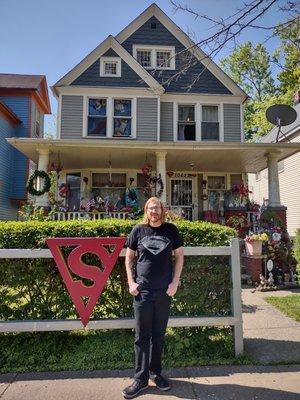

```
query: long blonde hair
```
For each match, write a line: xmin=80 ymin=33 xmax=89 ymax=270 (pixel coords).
xmin=142 ymin=197 xmax=166 ymax=225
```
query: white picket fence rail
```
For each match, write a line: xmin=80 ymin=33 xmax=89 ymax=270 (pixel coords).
xmin=0 ymin=238 xmax=243 ymax=356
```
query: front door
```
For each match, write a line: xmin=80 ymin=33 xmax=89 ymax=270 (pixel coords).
xmin=170 ymin=178 xmax=196 ymax=220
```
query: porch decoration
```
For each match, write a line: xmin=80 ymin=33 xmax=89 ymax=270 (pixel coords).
xmin=49 ymin=153 xmax=63 ymax=178
xmin=245 ymin=232 xmax=268 ymax=256
xmin=27 ymin=170 xmax=51 ymax=196
xmin=58 ymin=183 xmax=71 ymax=198
xmin=141 ymin=163 xmax=152 ymax=176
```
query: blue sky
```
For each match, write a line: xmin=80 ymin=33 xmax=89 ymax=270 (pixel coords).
xmin=0 ymin=0 xmax=287 ymax=134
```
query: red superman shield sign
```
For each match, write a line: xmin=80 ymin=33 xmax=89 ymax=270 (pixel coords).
xmin=46 ymin=237 xmax=126 ymax=327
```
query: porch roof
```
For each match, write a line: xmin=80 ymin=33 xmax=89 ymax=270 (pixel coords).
xmin=7 ymin=138 xmax=300 ymax=173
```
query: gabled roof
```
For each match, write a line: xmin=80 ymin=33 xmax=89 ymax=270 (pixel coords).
xmin=52 ymin=35 xmax=165 ymax=96
xmin=0 ymin=73 xmax=51 ymax=114
xmin=0 ymin=73 xmax=43 ymax=89
xmin=116 ymin=3 xmax=248 ymax=100
xmin=260 ymin=103 xmax=300 ymax=143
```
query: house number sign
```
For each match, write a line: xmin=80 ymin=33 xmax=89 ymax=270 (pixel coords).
xmin=47 ymin=237 xmax=126 ymax=327
xmin=173 ymin=173 xmax=196 ymax=178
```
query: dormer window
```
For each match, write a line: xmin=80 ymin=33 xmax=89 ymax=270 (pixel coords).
xmin=100 ymin=57 xmax=121 ymax=77
xmin=133 ymin=45 xmax=175 ymax=70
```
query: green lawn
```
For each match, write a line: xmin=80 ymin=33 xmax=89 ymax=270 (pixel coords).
xmin=265 ymin=294 xmax=300 ymax=322
xmin=0 ymin=327 xmax=252 ymax=373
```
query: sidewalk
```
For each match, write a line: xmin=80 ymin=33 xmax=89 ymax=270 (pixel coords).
xmin=1 ymin=365 xmax=299 ymax=400
xmin=1 ymin=289 xmax=299 ymax=400
xmin=242 ymin=288 xmax=300 ymax=363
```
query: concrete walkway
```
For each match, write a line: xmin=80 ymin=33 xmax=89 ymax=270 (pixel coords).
xmin=1 ymin=365 xmax=299 ymax=400
xmin=1 ymin=289 xmax=299 ymax=399
xmin=242 ymin=288 xmax=300 ymax=363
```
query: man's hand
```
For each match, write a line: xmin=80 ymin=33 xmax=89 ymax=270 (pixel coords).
xmin=166 ymin=281 xmax=178 ymax=297
xmin=129 ymin=282 xmax=140 ymax=296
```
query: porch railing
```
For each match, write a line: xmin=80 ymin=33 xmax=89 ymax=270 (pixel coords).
xmin=0 ymin=239 xmax=243 ymax=356
xmin=52 ymin=211 xmax=128 ymax=221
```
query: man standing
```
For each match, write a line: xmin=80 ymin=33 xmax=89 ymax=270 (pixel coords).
xmin=123 ymin=197 xmax=184 ymax=399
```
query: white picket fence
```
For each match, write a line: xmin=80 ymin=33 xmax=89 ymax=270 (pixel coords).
xmin=0 ymin=238 xmax=243 ymax=356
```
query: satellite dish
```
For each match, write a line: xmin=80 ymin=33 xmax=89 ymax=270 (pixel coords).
xmin=266 ymin=104 xmax=297 ymax=142
xmin=266 ymin=104 xmax=297 ymax=126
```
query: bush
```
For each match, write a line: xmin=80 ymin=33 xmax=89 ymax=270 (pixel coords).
xmin=0 ymin=220 xmax=236 ymax=321
xmin=294 ymin=229 xmax=300 ymax=279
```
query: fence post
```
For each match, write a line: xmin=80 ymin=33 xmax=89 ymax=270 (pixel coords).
xmin=231 ymin=238 xmax=244 ymax=356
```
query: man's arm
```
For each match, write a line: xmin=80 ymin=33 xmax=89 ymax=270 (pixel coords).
xmin=125 ymin=247 xmax=139 ymax=296
xmin=166 ymin=246 xmax=184 ymax=297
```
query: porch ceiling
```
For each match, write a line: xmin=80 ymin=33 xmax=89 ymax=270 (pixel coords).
xmin=7 ymin=138 xmax=300 ymax=173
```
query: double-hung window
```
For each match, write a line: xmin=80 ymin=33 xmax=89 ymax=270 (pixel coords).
xmin=178 ymin=105 xmax=195 ymax=141
xmin=202 ymin=105 xmax=219 ymax=140
xmin=87 ymin=98 xmax=107 ymax=136
xmin=113 ymin=99 xmax=132 ymax=137
xmin=87 ymin=98 xmax=133 ymax=138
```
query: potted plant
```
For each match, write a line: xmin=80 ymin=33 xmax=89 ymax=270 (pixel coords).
xmin=245 ymin=232 xmax=269 ymax=256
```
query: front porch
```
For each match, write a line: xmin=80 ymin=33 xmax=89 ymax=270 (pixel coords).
xmin=7 ymin=138 xmax=300 ymax=230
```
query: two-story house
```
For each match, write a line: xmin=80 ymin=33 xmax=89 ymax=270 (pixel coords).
xmin=7 ymin=4 xmax=300 ymax=225
xmin=0 ymin=74 xmax=51 ymax=220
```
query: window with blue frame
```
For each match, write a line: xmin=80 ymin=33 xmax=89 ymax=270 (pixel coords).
xmin=113 ymin=99 xmax=132 ymax=137
xmin=88 ymin=98 xmax=107 ymax=136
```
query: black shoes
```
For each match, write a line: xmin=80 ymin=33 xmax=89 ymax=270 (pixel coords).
xmin=122 ymin=375 xmax=171 ymax=398
xmin=151 ymin=374 xmax=171 ymax=391
xmin=122 ymin=380 xmax=148 ymax=399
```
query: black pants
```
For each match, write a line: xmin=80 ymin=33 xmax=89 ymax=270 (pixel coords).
xmin=133 ymin=289 xmax=171 ymax=383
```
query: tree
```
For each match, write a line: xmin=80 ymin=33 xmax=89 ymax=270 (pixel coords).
xmin=273 ymin=19 xmax=300 ymax=95
xmin=220 ymin=42 xmax=276 ymax=101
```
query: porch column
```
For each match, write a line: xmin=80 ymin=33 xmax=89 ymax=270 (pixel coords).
xmin=266 ymin=151 xmax=281 ymax=207
xmin=36 ymin=148 xmax=50 ymax=208
xmin=155 ymin=151 xmax=167 ymax=204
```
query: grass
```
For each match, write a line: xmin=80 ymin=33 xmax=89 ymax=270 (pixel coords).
xmin=265 ymin=294 xmax=300 ymax=322
xmin=0 ymin=327 xmax=253 ymax=373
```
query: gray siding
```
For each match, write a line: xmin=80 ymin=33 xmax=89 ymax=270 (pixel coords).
xmin=160 ymin=102 xmax=173 ymax=141
xmin=71 ymin=48 xmax=148 ymax=88
xmin=61 ymin=95 xmax=83 ymax=139
xmin=137 ymin=98 xmax=158 ymax=141
xmin=122 ymin=16 xmax=232 ymax=95
xmin=223 ymin=104 xmax=241 ymax=142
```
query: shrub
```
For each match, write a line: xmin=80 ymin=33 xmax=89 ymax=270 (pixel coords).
xmin=294 ymin=229 xmax=300 ymax=279
xmin=0 ymin=220 xmax=236 ymax=321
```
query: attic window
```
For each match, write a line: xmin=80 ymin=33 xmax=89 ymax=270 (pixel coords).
xmin=100 ymin=57 xmax=121 ymax=77
xmin=133 ymin=45 xmax=175 ymax=70
xmin=151 ymin=22 xmax=157 ymax=29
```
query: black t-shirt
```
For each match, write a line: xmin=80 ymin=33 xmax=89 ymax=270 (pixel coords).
xmin=126 ymin=222 xmax=183 ymax=290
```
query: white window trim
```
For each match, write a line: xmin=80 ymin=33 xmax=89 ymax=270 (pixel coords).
xmin=173 ymin=101 xmax=224 ymax=142
xmin=100 ymin=57 xmax=121 ymax=77
xmin=201 ymin=104 xmax=222 ymax=142
xmin=83 ymin=96 xmax=136 ymax=139
xmin=133 ymin=44 xmax=175 ymax=70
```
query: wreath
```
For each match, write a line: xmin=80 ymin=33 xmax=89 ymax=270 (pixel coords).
xmin=27 ymin=170 xmax=51 ymax=196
